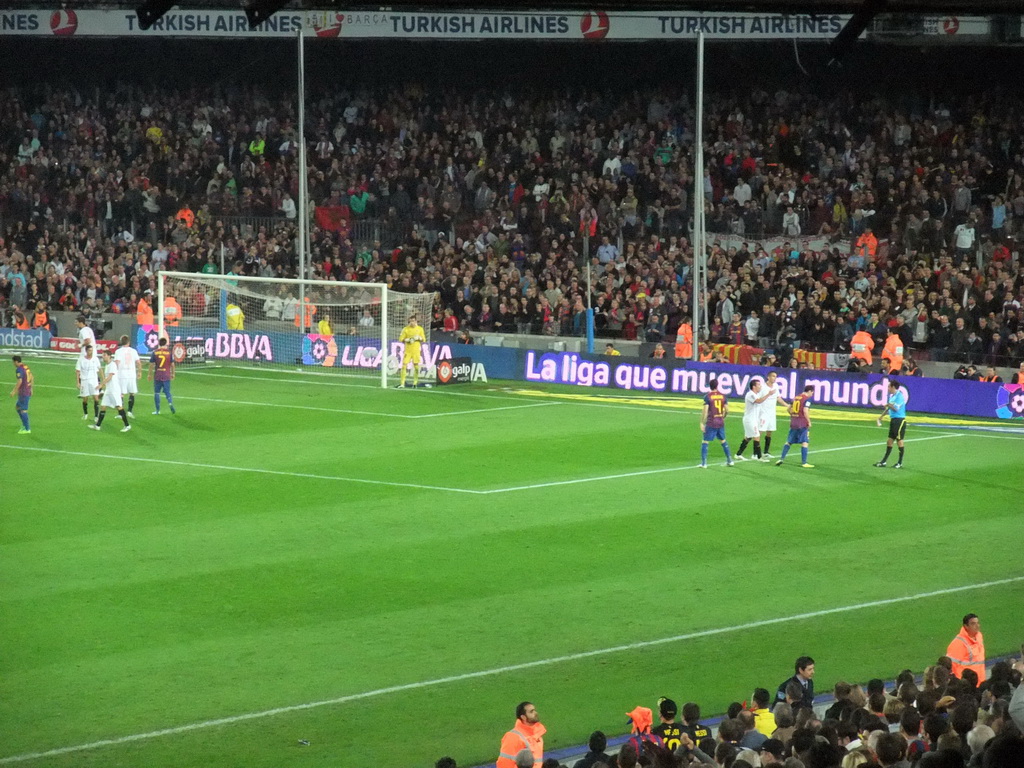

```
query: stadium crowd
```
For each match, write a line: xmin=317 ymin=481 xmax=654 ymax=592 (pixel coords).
xmin=1 ymin=78 xmax=1023 ymax=369
xmin=442 ymin=649 xmax=1024 ymax=768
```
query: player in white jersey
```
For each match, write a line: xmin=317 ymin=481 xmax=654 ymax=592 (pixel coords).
xmin=90 ymin=351 xmax=132 ymax=432
xmin=735 ymin=378 xmax=771 ymax=461
xmin=758 ymin=370 xmax=789 ymax=457
xmin=75 ymin=345 xmax=102 ymax=421
xmin=76 ymin=316 xmax=97 ymax=358
xmin=113 ymin=334 xmax=142 ymax=418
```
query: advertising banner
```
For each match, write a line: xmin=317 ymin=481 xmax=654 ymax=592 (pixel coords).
xmin=436 ymin=357 xmax=488 ymax=385
xmin=50 ymin=335 xmax=119 ymax=353
xmin=0 ymin=328 xmax=51 ymax=349
xmin=521 ymin=349 xmax=1021 ymax=420
xmin=134 ymin=325 xmax=453 ymax=371
xmin=2 ymin=8 xmax=860 ymax=40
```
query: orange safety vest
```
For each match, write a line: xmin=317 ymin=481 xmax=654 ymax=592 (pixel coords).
xmin=881 ymin=335 xmax=904 ymax=372
xmin=163 ymin=298 xmax=182 ymax=326
xmin=33 ymin=310 xmax=49 ymax=328
xmin=699 ymin=346 xmax=714 ymax=362
xmin=176 ymin=207 xmax=195 ymax=228
xmin=674 ymin=322 xmax=693 ymax=359
xmin=850 ymin=331 xmax=874 ymax=365
xmin=946 ymin=627 xmax=985 ymax=683
xmin=497 ymin=719 xmax=546 ymax=768
xmin=137 ymin=297 xmax=155 ymax=326
xmin=294 ymin=297 xmax=317 ymax=327
xmin=14 ymin=315 xmax=30 ymax=330
xmin=856 ymin=232 xmax=878 ymax=257
xmin=980 ymin=375 xmax=999 ymax=383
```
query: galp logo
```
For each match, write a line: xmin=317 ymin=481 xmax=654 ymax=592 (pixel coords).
xmin=50 ymin=9 xmax=78 ymax=36
xmin=437 ymin=360 xmax=454 ymax=384
xmin=311 ymin=11 xmax=344 ymax=37
xmin=580 ymin=10 xmax=609 ymax=39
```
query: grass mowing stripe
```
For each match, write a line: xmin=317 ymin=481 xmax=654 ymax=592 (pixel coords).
xmin=0 ymin=434 xmax=961 ymax=498
xmin=0 ymin=444 xmax=484 ymax=495
xmin=30 ymin=383 xmax=557 ymax=420
xmin=478 ymin=433 xmax=962 ymax=493
xmin=3 ymin=574 xmax=1021 ymax=765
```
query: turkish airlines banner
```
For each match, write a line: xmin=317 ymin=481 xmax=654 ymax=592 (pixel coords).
xmin=1 ymin=8 xmax=862 ymax=39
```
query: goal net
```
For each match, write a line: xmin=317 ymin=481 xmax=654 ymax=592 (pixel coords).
xmin=153 ymin=271 xmax=436 ymax=387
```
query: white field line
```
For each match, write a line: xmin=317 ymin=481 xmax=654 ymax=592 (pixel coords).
xmin=476 ymin=433 xmax=963 ymax=494
xmin=0 ymin=445 xmax=485 ymax=495
xmin=3 ymin=573 xmax=1022 ymax=765
xmin=30 ymin=383 xmax=556 ymax=420
xmin=0 ymin=433 xmax=962 ymax=497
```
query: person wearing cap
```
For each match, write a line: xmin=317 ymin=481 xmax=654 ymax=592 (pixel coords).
xmin=946 ymin=614 xmax=985 ymax=683
xmin=497 ymin=702 xmax=545 ymax=768
xmin=652 ymin=698 xmax=684 ymax=752
xmin=136 ymin=290 xmax=155 ymax=326
xmin=760 ymin=738 xmax=785 ymax=764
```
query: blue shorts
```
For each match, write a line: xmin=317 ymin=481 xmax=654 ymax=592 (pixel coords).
xmin=15 ymin=395 xmax=30 ymax=411
xmin=787 ymin=427 xmax=809 ymax=445
xmin=703 ymin=426 xmax=726 ymax=442
xmin=155 ymin=380 xmax=172 ymax=396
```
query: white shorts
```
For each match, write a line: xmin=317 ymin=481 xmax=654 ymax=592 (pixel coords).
xmin=743 ymin=417 xmax=761 ymax=439
xmin=119 ymin=375 xmax=138 ymax=395
xmin=101 ymin=386 xmax=124 ymax=409
xmin=80 ymin=382 xmax=100 ymax=397
xmin=759 ymin=414 xmax=778 ymax=432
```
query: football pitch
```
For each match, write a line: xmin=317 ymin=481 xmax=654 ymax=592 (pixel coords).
xmin=2 ymin=359 xmax=1023 ymax=768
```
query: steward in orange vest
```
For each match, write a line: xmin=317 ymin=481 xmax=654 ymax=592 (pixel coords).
xmin=294 ymin=296 xmax=317 ymax=331
xmin=881 ymin=330 xmax=904 ymax=374
xmin=137 ymin=293 xmax=155 ymax=325
xmin=850 ymin=330 xmax=874 ymax=366
xmin=163 ymin=296 xmax=182 ymax=326
xmin=946 ymin=613 xmax=985 ymax=683
xmin=32 ymin=303 xmax=50 ymax=329
xmin=674 ymin=321 xmax=693 ymax=359
xmin=497 ymin=702 xmax=545 ymax=768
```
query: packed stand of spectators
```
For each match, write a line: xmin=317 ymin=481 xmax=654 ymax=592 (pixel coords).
xmin=436 ymin=652 xmax=1024 ymax=768
xmin=1 ymin=80 xmax=1023 ymax=369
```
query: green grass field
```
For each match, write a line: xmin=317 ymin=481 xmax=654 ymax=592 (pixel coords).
xmin=2 ymin=358 xmax=1023 ymax=768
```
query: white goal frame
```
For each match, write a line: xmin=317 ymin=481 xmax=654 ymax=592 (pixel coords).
xmin=157 ymin=271 xmax=390 ymax=388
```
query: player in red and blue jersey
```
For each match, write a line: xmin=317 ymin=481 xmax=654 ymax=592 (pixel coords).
xmin=148 ymin=338 xmax=176 ymax=415
xmin=700 ymin=378 xmax=734 ymax=468
xmin=10 ymin=355 xmax=33 ymax=434
xmin=776 ymin=385 xmax=814 ymax=468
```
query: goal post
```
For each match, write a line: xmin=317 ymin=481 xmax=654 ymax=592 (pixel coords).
xmin=154 ymin=271 xmax=436 ymax=387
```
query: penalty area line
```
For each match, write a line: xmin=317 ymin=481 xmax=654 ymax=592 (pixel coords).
xmin=477 ymin=433 xmax=963 ymax=494
xmin=0 ymin=444 xmax=485 ymax=495
xmin=2 ymin=573 xmax=1022 ymax=764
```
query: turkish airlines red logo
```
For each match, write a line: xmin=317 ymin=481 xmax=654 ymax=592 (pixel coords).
xmin=50 ymin=9 xmax=78 ymax=36
xmin=313 ymin=12 xmax=344 ymax=38
xmin=580 ymin=11 xmax=609 ymax=40
xmin=942 ymin=16 xmax=959 ymax=35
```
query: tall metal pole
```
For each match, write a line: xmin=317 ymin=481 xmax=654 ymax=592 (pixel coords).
xmin=297 ymin=26 xmax=308 ymax=333
xmin=691 ymin=32 xmax=705 ymax=362
xmin=584 ymin=234 xmax=594 ymax=354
